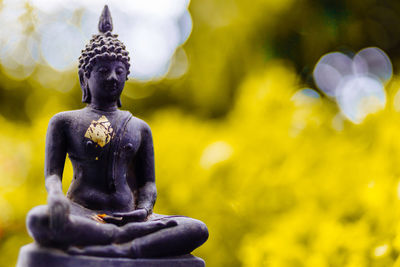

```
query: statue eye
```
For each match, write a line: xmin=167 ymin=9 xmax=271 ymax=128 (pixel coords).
xmin=98 ymin=67 xmax=109 ymax=74
xmin=116 ymin=67 xmax=125 ymax=75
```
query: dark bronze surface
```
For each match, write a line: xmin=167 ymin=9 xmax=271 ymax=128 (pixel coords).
xmin=22 ymin=5 xmax=208 ymax=261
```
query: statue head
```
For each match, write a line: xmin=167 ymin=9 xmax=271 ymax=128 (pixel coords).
xmin=78 ymin=5 xmax=130 ymax=107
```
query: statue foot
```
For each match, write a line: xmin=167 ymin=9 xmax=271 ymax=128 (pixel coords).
xmin=68 ymin=243 xmax=134 ymax=258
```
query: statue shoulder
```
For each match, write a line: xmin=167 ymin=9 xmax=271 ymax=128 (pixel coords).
xmin=124 ymin=115 xmax=153 ymax=141
xmin=136 ymin=117 xmax=152 ymax=135
xmin=123 ymin=112 xmax=151 ymax=133
xmin=47 ymin=109 xmax=86 ymax=130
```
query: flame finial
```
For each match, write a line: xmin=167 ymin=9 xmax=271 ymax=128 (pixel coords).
xmin=98 ymin=5 xmax=113 ymax=33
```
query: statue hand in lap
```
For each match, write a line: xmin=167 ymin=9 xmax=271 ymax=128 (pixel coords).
xmin=47 ymin=190 xmax=70 ymax=233
xmin=25 ymin=5 xmax=208 ymax=258
xmin=103 ymin=209 xmax=148 ymax=224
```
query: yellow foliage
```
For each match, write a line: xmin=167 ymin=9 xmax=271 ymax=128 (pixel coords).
xmin=151 ymin=62 xmax=400 ymax=266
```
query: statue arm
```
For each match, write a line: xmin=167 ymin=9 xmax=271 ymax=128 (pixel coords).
xmin=134 ymin=122 xmax=157 ymax=215
xmin=44 ymin=114 xmax=70 ymax=231
xmin=44 ymin=114 xmax=67 ymax=193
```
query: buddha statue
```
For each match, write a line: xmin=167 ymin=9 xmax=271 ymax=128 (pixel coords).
xmin=24 ymin=5 xmax=208 ymax=260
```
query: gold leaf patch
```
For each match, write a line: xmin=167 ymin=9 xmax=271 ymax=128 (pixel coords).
xmin=84 ymin=115 xmax=114 ymax=147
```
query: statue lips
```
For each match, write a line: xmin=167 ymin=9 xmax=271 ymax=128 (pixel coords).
xmin=105 ymin=81 xmax=120 ymax=94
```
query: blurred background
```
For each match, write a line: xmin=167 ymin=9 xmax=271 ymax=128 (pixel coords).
xmin=2 ymin=0 xmax=400 ymax=266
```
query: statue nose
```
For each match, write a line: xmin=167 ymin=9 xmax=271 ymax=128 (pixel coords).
xmin=107 ymin=70 xmax=118 ymax=81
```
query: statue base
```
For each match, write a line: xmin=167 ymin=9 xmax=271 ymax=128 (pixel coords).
xmin=17 ymin=243 xmax=205 ymax=267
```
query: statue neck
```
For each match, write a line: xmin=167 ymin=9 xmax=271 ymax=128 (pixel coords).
xmin=88 ymin=102 xmax=118 ymax=112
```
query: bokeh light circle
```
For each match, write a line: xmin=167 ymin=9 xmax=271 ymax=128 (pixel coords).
xmin=0 ymin=0 xmax=193 ymax=81
xmin=291 ymin=88 xmax=321 ymax=106
xmin=335 ymin=75 xmax=386 ymax=123
xmin=353 ymin=47 xmax=392 ymax=83
xmin=313 ymin=52 xmax=353 ymax=97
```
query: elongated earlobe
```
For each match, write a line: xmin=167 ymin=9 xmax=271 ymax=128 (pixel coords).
xmin=79 ymin=70 xmax=91 ymax=104
xmin=82 ymin=85 xmax=91 ymax=104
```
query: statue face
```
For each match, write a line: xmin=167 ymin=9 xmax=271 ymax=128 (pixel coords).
xmin=86 ymin=58 xmax=128 ymax=104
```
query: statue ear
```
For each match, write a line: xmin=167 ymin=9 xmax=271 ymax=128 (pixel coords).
xmin=79 ymin=70 xmax=91 ymax=103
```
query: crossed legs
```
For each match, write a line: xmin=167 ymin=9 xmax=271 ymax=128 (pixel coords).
xmin=26 ymin=205 xmax=208 ymax=258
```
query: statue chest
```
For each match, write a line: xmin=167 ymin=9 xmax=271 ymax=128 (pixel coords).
xmin=66 ymin=113 xmax=140 ymax=165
